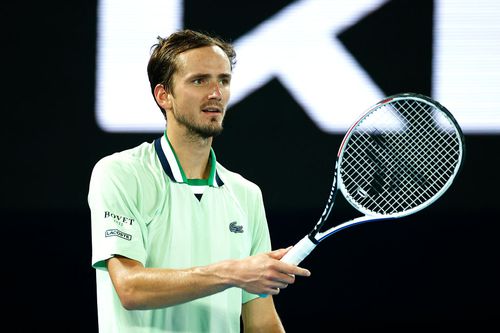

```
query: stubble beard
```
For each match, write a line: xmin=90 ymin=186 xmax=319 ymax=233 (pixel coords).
xmin=174 ymin=111 xmax=224 ymax=140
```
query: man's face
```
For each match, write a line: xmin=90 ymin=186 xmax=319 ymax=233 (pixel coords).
xmin=167 ymin=45 xmax=232 ymax=139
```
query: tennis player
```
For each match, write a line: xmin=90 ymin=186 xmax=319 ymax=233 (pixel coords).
xmin=88 ymin=29 xmax=311 ymax=332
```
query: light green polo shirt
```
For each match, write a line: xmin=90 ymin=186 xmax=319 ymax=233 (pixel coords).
xmin=88 ymin=133 xmax=271 ymax=333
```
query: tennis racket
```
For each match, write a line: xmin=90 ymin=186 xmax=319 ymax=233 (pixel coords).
xmin=281 ymin=92 xmax=465 ymax=266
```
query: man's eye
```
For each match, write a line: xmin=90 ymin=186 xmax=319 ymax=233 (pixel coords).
xmin=193 ymin=78 xmax=206 ymax=85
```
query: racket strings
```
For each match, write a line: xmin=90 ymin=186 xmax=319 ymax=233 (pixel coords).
xmin=340 ymin=98 xmax=462 ymax=215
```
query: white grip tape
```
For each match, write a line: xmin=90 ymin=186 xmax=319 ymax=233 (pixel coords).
xmin=258 ymin=236 xmax=317 ymax=298
xmin=280 ymin=236 xmax=317 ymax=265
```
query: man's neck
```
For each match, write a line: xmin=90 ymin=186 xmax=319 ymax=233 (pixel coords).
xmin=166 ymin=127 xmax=213 ymax=180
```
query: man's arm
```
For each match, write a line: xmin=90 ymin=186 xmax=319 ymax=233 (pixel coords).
xmin=242 ymin=296 xmax=285 ymax=333
xmin=107 ymin=248 xmax=310 ymax=310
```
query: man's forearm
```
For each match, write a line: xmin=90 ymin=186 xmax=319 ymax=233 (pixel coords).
xmin=108 ymin=257 xmax=235 ymax=310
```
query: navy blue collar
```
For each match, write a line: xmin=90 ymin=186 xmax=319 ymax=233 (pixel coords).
xmin=154 ymin=134 xmax=224 ymax=187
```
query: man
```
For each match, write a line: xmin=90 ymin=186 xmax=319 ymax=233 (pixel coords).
xmin=88 ymin=29 xmax=310 ymax=332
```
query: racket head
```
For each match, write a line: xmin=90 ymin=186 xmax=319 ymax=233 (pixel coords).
xmin=337 ymin=93 xmax=465 ymax=218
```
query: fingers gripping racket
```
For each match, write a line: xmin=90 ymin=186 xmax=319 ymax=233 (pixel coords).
xmin=282 ymin=93 xmax=465 ymax=266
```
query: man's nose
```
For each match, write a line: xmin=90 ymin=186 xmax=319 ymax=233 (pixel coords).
xmin=208 ymin=82 xmax=223 ymax=99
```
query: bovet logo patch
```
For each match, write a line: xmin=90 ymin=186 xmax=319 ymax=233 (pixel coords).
xmin=104 ymin=211 xmax=134 ymax=226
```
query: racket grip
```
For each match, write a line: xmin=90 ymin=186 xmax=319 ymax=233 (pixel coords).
xmin=281 ymin=235 xmax=317 ymax=265
xmin=258 ymin=236 xmax=317 ymax=298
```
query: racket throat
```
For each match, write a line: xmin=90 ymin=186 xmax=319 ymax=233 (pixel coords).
xmin=316 ymin=215 xmax=395 ymax=242
xmin=307 ymin=232 xmax=320 ymax=245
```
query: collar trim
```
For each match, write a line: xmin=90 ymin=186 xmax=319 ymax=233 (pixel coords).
xmin=154 ymin=133 xmax=224 ymax=187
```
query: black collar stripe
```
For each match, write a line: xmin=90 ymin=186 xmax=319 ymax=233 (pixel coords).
xmin=154 ymin=138 xmax=175 ymax=181
xmin=215 ymin=172 xmax=223 ymax=187
xmin=154 ymin=136 xmax=224 ymax=187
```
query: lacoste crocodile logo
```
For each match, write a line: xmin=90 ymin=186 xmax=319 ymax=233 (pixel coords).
xmin=229 ymin=221 xmax=244 ymax=234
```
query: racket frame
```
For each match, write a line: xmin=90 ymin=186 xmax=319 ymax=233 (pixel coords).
xmin=281 ymin=93 xmax=465 ymax=265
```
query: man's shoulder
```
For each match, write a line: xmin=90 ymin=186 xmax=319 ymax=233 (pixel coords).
xmin=92 ymin=141 xmax=156 ymax=176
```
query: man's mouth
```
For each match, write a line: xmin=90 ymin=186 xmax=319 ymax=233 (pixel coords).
xmin=202 ymin=106 xmax=223 ymax=114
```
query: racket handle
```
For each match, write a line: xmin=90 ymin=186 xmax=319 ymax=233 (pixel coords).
xmin=258 ymin=236 xmax=317 ymax=298
xmin=281 ymin=235 xmax=317 ymax=265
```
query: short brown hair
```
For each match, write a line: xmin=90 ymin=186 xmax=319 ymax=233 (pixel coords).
xmin=147 ymin=29 xmax=236 ymax=117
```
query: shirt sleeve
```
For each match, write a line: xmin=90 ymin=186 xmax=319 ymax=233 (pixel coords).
xmin=242 ymin=186 xmax=272 ymax=303
xmin=88 ymin=156 xmax=148 ymax=270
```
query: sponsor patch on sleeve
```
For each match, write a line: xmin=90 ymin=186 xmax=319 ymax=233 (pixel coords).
xmin=105 ymin=229 xmax=132 ymax=241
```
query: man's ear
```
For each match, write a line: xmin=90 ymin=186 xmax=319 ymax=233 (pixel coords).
xmin=154 ymin=84 xmax=173 ymax=110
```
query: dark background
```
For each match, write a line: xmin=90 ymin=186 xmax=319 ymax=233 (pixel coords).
xmin=4 ymin=0 xmax=499 ymax=332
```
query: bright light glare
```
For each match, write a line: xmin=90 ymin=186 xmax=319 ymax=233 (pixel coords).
xmin=96 ymin=0 xmax=500 ymax=134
